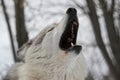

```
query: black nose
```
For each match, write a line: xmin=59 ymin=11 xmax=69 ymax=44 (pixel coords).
xmin=66 ymin=8 xmax=77 ymax=15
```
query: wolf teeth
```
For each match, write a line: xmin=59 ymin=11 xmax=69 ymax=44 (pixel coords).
xmin=71 ymin=42 xmax=74 ymax=46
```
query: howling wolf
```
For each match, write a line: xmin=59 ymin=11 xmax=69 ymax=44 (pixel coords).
xmin=4 ymin=8 xmax=86 ymax=80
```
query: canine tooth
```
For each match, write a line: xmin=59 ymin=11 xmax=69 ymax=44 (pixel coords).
xmin=71 ymin=42 xmax=74 ymax=46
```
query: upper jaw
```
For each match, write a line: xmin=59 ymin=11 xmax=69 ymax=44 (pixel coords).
xmin=59 ymin=8 xmax=82 ymax=54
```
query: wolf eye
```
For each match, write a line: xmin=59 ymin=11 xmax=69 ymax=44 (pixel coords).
xmin=47 ymin=27 xmax=55 ymax=32
xmin=36 ymin=56 xmax=46 ymax=59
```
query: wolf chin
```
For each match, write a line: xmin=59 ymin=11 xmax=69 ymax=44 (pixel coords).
xmin=4 ymin=8 xmax=86 ymax=80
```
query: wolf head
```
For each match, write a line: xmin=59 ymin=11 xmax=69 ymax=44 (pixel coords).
xmin=7 ymin=8 xmax=86 ymax=80
xmin=4 ymin=8 xmax=86 ymax=80
xmin=22 ymin=8 xmax=83 ymax=65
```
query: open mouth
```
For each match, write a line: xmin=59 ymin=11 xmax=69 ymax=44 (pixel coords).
xmin=59 ymin=8 xmax=82 ymax=53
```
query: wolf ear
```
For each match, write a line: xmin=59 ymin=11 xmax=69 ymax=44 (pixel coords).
xmin=17 ymin=40 xmax=32 ymax=61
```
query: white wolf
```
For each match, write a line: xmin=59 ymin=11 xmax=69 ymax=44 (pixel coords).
xmin=4 ymin=8 xmax=86 ymax=80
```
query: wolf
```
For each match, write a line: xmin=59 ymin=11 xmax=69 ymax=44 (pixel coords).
xmin=4 ymin=8 xmax=86 ymax=80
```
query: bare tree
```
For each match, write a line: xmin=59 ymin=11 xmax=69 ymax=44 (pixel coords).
xmin=99 ymin=0 xmax=120 ymax=69
xmin=74 ymin=0 xmax=120 ymax=79
xmin=86 ymin=0 xmax=120 ymax=79
xmin=14 ymin=0 xmax=29 ymax=48
xmin=1 ymin=0 xmax=17 ymax=62
xmin=1 ymin=0 xmax=29 ymax=62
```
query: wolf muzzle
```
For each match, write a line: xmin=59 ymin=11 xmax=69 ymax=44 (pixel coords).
xmin=59 ymin=8 xmax=82 ymax=54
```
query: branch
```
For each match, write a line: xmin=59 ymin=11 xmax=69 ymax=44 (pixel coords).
xmin=1 ymin=0 xmax=18 ymax=62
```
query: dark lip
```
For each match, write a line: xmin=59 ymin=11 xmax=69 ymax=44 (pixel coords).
xmin=59 ymin=8 xmax=81 ymax=53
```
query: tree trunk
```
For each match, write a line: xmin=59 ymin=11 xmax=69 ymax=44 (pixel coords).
xmin=14 ymin=0 xmax=29 ymax=48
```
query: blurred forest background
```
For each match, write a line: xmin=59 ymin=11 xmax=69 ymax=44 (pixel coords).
xmin=0 ymin=0 xmax=120 ymax=80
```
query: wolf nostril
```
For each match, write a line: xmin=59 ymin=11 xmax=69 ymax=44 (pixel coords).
xmin=66 ymin=8 xmax=77 ymax=15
